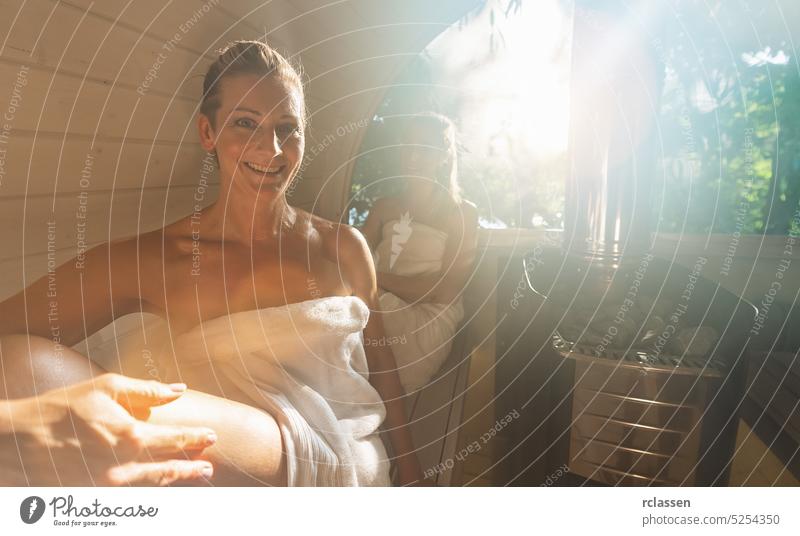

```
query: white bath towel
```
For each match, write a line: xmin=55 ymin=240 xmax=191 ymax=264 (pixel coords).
xmin=77 ymin=297 xmax=391 ymax=487
xmin=75 ymin=297 xmax=390 ymax=486
xmin=373 ymin=219 xmax=464 ymax=392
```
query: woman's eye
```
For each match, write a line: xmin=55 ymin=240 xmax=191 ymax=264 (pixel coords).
xmin=234 ymin=117 xmax=257 ymax=129
xmin=276 ymin=124 xmax=300 ymax=140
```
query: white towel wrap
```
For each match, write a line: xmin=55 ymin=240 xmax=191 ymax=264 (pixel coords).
xmin=373 ymin=220 xmax=465 ymax=392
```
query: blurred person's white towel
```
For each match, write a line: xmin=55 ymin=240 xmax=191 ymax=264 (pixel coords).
xmin=373 ymin=218 xmax=464 ymax=392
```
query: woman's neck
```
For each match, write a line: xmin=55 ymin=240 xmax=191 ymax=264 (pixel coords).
xmin=203 ymin=194 xmax=296 ymax=245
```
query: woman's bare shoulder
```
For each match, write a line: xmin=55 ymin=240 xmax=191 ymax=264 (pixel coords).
xmin=297 ymin=209 xmax=373 ymax=293
xmin=303 ymin=210 xmax=365 ymax=258
xmin=89 ymin=219 xmax=190 ymax=278
xmin=450 ymin=199 xmax=479 ymax=226
xmin=138 ymin=216 xmax=196 ymax=258
xmin=301 ymin=209 xmax=364 ymax=257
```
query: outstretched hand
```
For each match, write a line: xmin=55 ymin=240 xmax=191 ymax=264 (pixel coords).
xmin=1 ymin=373 xmax=217 ymax=486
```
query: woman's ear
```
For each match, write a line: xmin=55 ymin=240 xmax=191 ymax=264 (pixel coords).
xmin=197 ymin=113 xmax=216 ymax=152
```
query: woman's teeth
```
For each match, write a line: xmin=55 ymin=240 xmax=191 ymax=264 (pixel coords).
xmin=245 ymin=161 xmax=282 ymax=174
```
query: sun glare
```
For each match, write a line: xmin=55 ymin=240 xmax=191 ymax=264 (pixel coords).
xmin=427 ymin=0 xmax=573 ymax=158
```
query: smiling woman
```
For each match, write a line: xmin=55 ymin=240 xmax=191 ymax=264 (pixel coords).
xmin=199 ymin=75 xmax=303 ymax=194
xmin=0 ymin=40 xmax=423 ymax=487
xmin=197 ymin=41 xmax=306 ymax=196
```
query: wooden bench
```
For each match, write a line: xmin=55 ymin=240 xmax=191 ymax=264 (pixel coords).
xmin=386 ymin=322 xmax=474 ymax=486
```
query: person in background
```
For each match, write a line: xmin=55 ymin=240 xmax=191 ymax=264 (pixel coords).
xmin=361 ymin=113 xmax=478 ymax=392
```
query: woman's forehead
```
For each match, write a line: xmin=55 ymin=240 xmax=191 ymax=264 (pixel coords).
xmin=219 ymin=73 xmax=303 ymax=118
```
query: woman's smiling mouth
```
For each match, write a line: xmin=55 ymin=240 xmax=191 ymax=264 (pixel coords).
xmin=244 ymin=161 xmax=285 ymax=176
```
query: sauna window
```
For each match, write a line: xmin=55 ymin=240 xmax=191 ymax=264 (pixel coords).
xmin=653 ymin=2 xmax=799 ymax=236
xmin=347 ymin=0 xmax=575 ymax=229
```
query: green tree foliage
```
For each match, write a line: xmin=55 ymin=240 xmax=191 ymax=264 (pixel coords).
xmin=654 ymin=0 xmax=799 ymax=235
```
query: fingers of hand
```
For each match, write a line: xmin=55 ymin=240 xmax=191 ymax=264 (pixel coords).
xmin=128 ymin=422 xmax=217 ymax=458
xmin=106 ymin=460 xmax=214 ymax=486
xmin=98 ymin=374 xmax=187 ymax=410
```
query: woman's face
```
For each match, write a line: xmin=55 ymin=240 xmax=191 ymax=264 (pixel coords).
xmin=198 ymin=73 xmax=305 ymax=197
xmin=401 ymin=123 xmax=449 ymax=194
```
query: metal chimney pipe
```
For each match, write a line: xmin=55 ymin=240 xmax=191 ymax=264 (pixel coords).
xmin=522 ymin=2 xmax=755 ymax=487
xmin=564 ymin=1 xmax=664 ymax=265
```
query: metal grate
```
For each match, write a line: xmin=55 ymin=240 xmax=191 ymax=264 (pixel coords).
xmin=552 ymin=332 xmax=728 ymax=374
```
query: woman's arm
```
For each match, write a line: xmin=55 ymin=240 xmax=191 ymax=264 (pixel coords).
xmin=0 ymin=239 xmax=143 ymax=346
xmin=377 ymin=271 xmax=444 ymax=303
xmin=335 ymin=225 xmax=424 ymax=485
xmin=377 ymin=202 xmax=479 ymax=304
xmin=358 ymin=197 xmax=388 ymax=250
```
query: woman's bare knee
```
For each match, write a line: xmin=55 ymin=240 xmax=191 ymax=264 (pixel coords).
xmin=0 ymin=334 xmax=100 ymax=399
xmin=1 ymin=335 xmax=286 ymax=485
xmin=147 ymin=389 xmax=287 ymax=486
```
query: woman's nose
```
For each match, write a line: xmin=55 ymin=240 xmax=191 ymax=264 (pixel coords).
xmin=254 ymin=127 xmax=283 ymax=156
